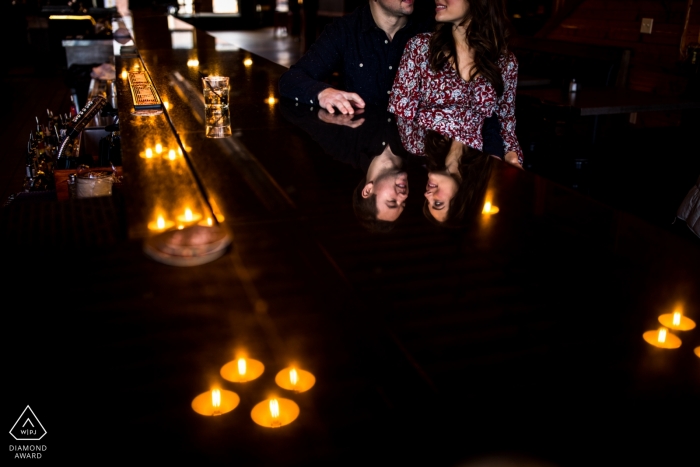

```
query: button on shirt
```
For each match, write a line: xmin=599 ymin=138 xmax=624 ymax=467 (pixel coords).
xmin=278 ymin=5 xmax=431 ymax=107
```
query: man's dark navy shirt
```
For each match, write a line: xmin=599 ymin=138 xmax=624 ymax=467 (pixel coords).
xmin=278 ymin=5 xmax=431 ymax=108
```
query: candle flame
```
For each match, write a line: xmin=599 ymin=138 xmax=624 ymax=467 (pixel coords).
xmin=163 ymin=101 xmax=170 ymax=110
xmin=157 ymin=216 xmax=165 ymax=229
xmin=145 ymin=148 xmax=153 ymax=158
xmin=121 ymin=70 xmax=128 ymax=79
xmin=482 ymin=201 xmax=500 ymax=214
xmin=266 ymin=96 xmax=278 ymax=105
xmin=187 ymin=59 xmax=199 ymax=67
xmin=211 ymin=389 xmax=221 ymax=408
xmin=155 ymin=143 xmax=163 ymax=154
xmin=673 ymin=312 xmax=682 ymax=326
xmin=184 ymin=208 xmax=193 ymax=222
xmin=658 ymin=327 xmax=667 ymax=344
xmin=237 ymin=358 xmax=246 ymax=376
xmin=168 ymin=149 xmax=176 ymax=160
xmin=243 ymin=58 xmax=253 ymax=67
xmin=269 ymin=399 xmax=280 ymax=419
xmin=290 ymin=368 xmax=298 ymax=386
xmin=206 ymin=217 xmax=213 ymax=226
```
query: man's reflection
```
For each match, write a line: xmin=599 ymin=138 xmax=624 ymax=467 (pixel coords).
xmin=280 ymin=100 xmax=410 ymax=232
xmin=354 ymin=143 xmax=408 ymax=225
xmin=423 ymin=130 xmax=494 ymax=228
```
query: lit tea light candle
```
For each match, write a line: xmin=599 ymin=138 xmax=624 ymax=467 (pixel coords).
xmin=250 ymin=397 xmax=299 ymax=428
xmin=266 ymin=96 xmax=278 ymax=105
xmin=147 ymin=215 xmax=174 ymax=231
xmin=482 ymin=201 xmax=500 ymax=215
xmin=658 ymin=309 xmax=696 ymax=331
xmin=176 ymin=208 xmax=202 ymax=224
xmin=144 ymin=148 xmax=153 ymax=158
xmin=191 ymin=388 xmax=239 ymax=416
xmin=220 ymin=357 xmax=264 ymax=383
xmin=275 ymin=367 xmax=316 ymax=393
xmin=121 ymin=70 xmax=128 ymax=80
xmin=167 ymin=149 xmax=177 ymax=160
xmin=187 ymin=59 xmax=200 ymax=67
xmin=243 ymin=58 xmax=253 ymax=67
xmin=155 ymin=143 xmax=163 ymax=154
xmin=643 ymin=327 xmax=681 ymax=349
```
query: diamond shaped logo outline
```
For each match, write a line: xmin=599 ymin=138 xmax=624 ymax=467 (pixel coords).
xmin=9 ymin=405 xmax=47 ymax=441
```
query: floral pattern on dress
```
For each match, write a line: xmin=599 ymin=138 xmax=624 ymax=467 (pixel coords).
xmin=387 ymin=33 xmax=523 ymax=163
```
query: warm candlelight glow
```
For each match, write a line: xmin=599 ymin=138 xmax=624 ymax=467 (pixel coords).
xmin=643 ymin=327 xmax=682 ymax=349
xmin=482 ymin=201 xmax=500 ymax=214
xmin=187 ymin=59 xmax=200 ymax=67
xmin=163 ymin=101 xmax=170 ymax=110
xmin=147 ymin=215 xmax=174 ymax=231
xmin=176 ymin=208 xmax=202 ymax=224
xmin=243 ymin=58 xmax=253 ymax=67
xmin=658 ymin=327 xmax=667 ymax=343
xmin=121 ymin=70 xmax=128 ymax=79
xmin=275 ymin=366 xmax=315 ymax=392
xmin=672 ymin=312 xmax=681 ymax=326
xmin=155 ymin=143 xmax=163 ymax=154
xmin=266 ymin=96 xmax=278 ymax=105
xmin=269 ymin=399 xmax=280 ymax=419
xmin=221 ymin=357 xmax=264 ymax=382
xmin=658 ymin=308 xmax=696 ymax=331
xmin=145 ymin=148 xmax=153 ymax=158
xmin=168 ymin=149 xmax=176 ymax=160
xmin=212 ymin=389 xmax=221 ymax=408
xmin=191 ymin=388 xmax=239 ymax=416
xmin=251 ymin=397 xmax=299 ymax=428
xmin=695 ymin=347 xmax=700 ymax=358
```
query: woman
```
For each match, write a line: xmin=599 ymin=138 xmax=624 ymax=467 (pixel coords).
xmin=388 ymin=0 xmax=523 ymax=167
xmin=423 ymin=130 xmax=494 ymax=227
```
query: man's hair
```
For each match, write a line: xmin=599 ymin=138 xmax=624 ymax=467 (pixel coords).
xmin=352 ymin=177 xmax=395 ymax=233
xmin=429 ymin=0 xmax=511 ymax=96
xmin=423 ymin=131 xmax=493 ymax=229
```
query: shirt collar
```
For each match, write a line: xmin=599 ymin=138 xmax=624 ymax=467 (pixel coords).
xmin=360 ymin=4 xmax=415 ymax=34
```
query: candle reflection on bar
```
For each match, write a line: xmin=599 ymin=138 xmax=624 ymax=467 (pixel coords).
xmin=643 ymin=327 xmax=681 ymax=349
xmin=221 ymin=357 xmax=265 ymax=383
xmin=250 ymin=397 xmax=299 ymax=428
xmin=275 ymin=367 xmax=316 ymax=393
xmin=191 ymin=388 xmax=240 ymax=416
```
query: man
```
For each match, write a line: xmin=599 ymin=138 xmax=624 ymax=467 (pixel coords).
xmin=278 ymin=0 xmax=431 ymax=115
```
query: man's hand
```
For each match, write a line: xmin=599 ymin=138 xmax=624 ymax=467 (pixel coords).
xmin=505 ymin=151 xmax=523 ymax=169
xmin=318 ymin=108 xmax=365 ymax=128
xmin=318 ymin=88 xmax=366 ymax=115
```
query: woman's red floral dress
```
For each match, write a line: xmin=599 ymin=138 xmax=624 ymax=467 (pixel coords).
xmin=388 ymin=33 xmax=523 ymax=163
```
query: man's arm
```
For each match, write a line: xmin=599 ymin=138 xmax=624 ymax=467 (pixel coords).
xmin=278 ymin=19 xmax=365 ymax=113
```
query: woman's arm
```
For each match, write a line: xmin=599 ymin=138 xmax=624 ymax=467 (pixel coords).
xmin=497 ymin=53 xmax=524 ymax=166
xmin=387 ymin=35 xmax=429 ymax=120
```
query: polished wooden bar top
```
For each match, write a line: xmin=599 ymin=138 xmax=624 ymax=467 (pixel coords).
xmin=4 ymin=9 xmax=700 ymax=466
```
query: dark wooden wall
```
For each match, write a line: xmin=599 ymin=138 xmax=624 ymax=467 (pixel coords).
xmin=541 ymin=0 xmax=699 ymax=126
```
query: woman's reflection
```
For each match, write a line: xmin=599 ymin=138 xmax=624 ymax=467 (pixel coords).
xmin=423 ymin=130 xmax=494 ymax=228
xmin=280 ymin=100 xmax=410 ymax=232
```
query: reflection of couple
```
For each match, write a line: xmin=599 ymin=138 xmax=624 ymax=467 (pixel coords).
xmin=280 ymin=0 xmax=522 ymax=227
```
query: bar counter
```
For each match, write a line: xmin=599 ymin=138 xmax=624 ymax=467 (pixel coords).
xmin=4 ymin=9 xmax=700 ymax=466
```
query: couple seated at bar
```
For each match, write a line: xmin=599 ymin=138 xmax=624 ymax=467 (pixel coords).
xmin=279 ymin=0 xmax=522 ymax=228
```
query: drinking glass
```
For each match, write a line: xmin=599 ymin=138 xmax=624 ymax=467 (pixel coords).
xmin=202 ymin=76 xmax=231 ymax=138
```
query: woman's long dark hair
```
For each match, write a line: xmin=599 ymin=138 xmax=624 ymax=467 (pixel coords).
xmin=429 ymin=0 xmax=511 ymax=96
xmin=423 ymin=131 xmax=494 ymax=228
